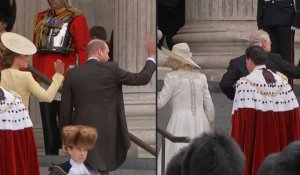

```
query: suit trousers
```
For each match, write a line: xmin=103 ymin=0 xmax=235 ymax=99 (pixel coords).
xmin=40 ymin=100 xmax=61 ymax=155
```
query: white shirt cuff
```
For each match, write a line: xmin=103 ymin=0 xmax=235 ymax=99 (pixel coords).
xmin=147 ymin=57 xmax=156 ymax=64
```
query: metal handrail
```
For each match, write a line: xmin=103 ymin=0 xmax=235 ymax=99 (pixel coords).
xmin=129 ymin=132 xmax=156 ymax=156
xmin=157 ymin=126 xmax=191 ymax=175
xmin=27 ymin=65 xmax=156 ymax=156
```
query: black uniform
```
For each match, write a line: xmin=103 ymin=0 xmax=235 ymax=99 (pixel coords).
xmin=257 ymin=0 xmax=300 ymax=63
xmin=157 ymin=0 xmax=185 ymax=49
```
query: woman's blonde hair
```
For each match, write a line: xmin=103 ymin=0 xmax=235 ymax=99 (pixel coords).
xmin=167 ymin=57 xmax=196 ymax=70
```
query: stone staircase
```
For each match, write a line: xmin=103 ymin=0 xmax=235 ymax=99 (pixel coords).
xmin=39 ymin=155 xmax=155 ymax=175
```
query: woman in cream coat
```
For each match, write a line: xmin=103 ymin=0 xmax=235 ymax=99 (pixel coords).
xmin=0 ymin=32 xmax=64 ymax=109
xmin=157 ymin=43 xmax=215 ymax=175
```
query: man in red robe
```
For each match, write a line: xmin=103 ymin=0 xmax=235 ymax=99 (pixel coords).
xmin=231 ymin=45 xmax=300 ymax=175
xmin=32 ymin=0 xmax=90 ymax=155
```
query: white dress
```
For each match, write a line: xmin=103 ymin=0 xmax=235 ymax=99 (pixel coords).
xmin=157 ymin=69 xmax=215 ymax=175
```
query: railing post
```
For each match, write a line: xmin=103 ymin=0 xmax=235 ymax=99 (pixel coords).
xmin=161 ymin=136 xmax=165 ymax=175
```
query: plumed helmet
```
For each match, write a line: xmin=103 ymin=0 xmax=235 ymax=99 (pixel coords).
xmin=0 ymin=0 xmax=16 ymax=32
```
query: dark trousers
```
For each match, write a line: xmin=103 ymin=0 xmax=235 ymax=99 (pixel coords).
xmin=264 ymin=26 xmax=295 ymax=85
xmin=40 ymin=100 xmax=61 ymax=155
xmin=157 ymin=1 xmax=185 ymax=49
xmin=263 ymin=26 xmax=295 ymax=64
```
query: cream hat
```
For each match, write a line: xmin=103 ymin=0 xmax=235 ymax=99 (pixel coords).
xmin=161 ymin=43 xmax=200 ymax=68
xmin=1 ymin=32 xmax=37 ymax=55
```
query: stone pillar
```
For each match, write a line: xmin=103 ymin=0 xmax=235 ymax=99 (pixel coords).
xmin=173 ymin=0 xmax=300 ymax=81
xmin=114 ymin=0 xmax=156 ymax=157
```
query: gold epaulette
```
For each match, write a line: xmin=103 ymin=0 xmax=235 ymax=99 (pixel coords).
xmin=67 ymin=6 xmax=83 ymax=16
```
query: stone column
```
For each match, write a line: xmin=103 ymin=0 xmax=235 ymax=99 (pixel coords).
xmin=173 ymin=0 xmax=300 ymax=81
xmin=114 ymin=0 xmax=156 ymax=158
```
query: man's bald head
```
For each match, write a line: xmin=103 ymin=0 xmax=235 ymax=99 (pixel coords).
xmin=87 ymin=39 xmax=106 ymax=55
xmin=87 ymin=39 xmax=110 ymax=61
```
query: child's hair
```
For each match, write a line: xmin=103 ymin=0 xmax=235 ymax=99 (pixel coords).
xmin=62 ymin=125 xmax=98 ymax=150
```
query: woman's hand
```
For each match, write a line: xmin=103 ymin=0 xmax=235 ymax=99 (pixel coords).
xmin=54 ymin=59 xmax=64 ymax=75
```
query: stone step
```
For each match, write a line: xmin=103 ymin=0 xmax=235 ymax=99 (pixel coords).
xmin=39 ymin=155 xmax=155 ymax=175
xmin=40 ymin=167 xmax=155 ymax=175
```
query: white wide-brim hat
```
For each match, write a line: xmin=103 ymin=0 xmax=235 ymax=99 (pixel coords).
xmin=161 ymin=43 xmax=200 ymax=69
xmin=1 ymin=32 xmax=37 ymax=55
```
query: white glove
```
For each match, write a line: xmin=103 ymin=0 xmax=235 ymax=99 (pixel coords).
xmin=291 ymin=26 xmax=298 ymax=30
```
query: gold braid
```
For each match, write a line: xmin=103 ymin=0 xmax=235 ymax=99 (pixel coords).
xmin=33 ymin=7 xmax=83 ymax=47
xmin=238 ymin=77 xmax=285 ymax=97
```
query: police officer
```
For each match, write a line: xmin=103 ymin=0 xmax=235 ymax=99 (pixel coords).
xmin=257 ymin=0 xmax=300 ymax=64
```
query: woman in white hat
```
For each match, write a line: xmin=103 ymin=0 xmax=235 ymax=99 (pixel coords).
xmin=0 ymin=87 xmax=40 ymax=175
xmin=0 ymin=32 xmax=64 ymax=109
xmin=157 ymin=43 xmax=215 ymax=174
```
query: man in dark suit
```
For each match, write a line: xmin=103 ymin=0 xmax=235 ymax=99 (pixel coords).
xmin=257 ymin=0 xmax=300 ymax=63
xmin=220 ymin=30 xmax=300 ymax=100
xmin=60 ymin=38 xmax=156 ymax=175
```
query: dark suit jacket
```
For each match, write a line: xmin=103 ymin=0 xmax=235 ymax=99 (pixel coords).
xmin=60 ymin=59 xmax=156 ymax=171
xmin=257 ymin=0 xmax=300 ymax=28
xmin=219 ymin=53 xmax=300 ymax=100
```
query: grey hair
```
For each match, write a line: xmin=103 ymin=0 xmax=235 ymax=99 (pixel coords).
xmin=249 ymin=30 xmax=270 ymax=46
xmin=87 ymin=39 xmax=106 ymax=56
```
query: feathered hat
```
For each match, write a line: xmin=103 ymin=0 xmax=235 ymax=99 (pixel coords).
xmin=0 ymin=0 xmax=16 ymax=32
xmin=62 ymin=125 xmax=98 ymax=150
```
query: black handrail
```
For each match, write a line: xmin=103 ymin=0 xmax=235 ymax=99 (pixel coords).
xmin=157 ymin=126 xmax=191 ymax=175
xmin=27 ymin=65 xmax=156 ymax=156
